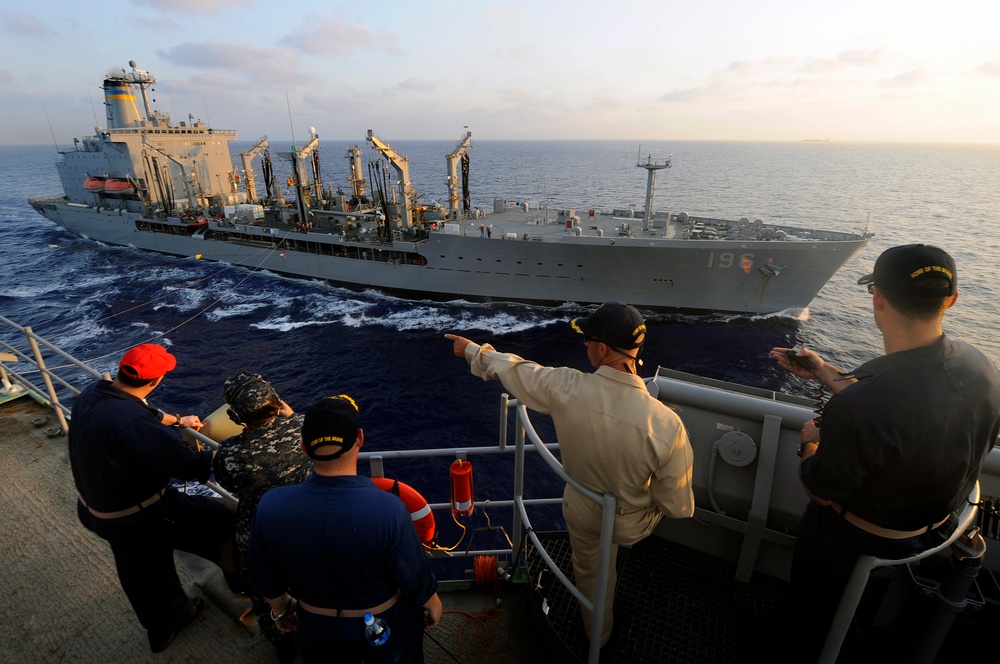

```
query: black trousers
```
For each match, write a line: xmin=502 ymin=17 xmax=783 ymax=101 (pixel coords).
xmin=298 ymin=601 xmax=426 ymax=664
xmin=78 ymin=488 xmax=236 ymax=636
xmin=783 ymin=501 xmax=954 ymax=663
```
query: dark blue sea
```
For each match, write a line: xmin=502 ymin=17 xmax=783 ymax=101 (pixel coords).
xmin=3 ymin=139 xmax=999 ymax=538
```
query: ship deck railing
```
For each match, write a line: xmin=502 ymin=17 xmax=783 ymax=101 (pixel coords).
xmin=273 ymin=389 xmax=614 ymax=663
xmin=0 ymin=315 xmax=614 ymax=662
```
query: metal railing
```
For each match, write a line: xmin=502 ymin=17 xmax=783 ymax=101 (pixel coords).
xmin=0 ymin=314 xmax=108 ymax=433
xmin=1 ymin=315 xmax=615 ymax=662
xmin=510 ymin=401 xmax=616 ymax=664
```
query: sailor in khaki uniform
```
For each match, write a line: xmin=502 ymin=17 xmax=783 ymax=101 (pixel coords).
xmin=447 ymin=302 xmax=695 ymax=647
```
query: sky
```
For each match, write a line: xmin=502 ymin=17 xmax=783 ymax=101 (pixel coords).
xmin=2 ymin=0 xmax=998 ymax=146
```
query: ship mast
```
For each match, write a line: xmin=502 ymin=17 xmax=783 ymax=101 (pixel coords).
xmin=637 ymin=149 xmax=671 ymax=230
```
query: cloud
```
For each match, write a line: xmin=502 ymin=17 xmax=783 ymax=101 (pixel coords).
xmin=659 ymin=87 xmax=709 ymax=103
xmin=128 ymin=0 xmax=251 ymax=13
xmin=1 ymin=12 xmax=56 ymax=37
xmin=156 ymin=42 xmax=301 ymax=84
xmin=132 ymin=15 xmax=182 ymax=30
xmin=801 ymin=48 xmax=884 ymax=73
xmin=878 ymin=68 xmax=928 ymax=88
xmin=657 ymin=48 xmax=904 ymax=108
xmin=725 ymin=60 xmax=758 ymax=75
xmin=977 ymin=60 xmax=1000 ymax=77
xmin=390 ymin=78 xmax=440 ymax=94
xmin=279 ymin=14 xmax=398 ymax=56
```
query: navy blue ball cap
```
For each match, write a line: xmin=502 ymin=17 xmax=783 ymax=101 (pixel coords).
xmin=570 ymin=302 xmax=646 ymax=350
xmin=302 ymin=395 xmax=360 ymax=461
xmin=858 ymin=244 xmax=957 ymax=297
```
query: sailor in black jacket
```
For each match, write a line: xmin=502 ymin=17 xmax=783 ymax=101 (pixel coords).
xmin=70 ymin=343 xmax=235 ymax=653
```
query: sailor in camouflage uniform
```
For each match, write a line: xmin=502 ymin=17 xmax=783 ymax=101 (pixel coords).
xmin=213 ymin=372 xmax=311 ymax=662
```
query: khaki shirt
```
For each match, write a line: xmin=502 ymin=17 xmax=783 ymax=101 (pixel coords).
xmin=466 ymin=343 xmax=694 ymax=518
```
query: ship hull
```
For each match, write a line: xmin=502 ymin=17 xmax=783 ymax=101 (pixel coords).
xmin=31 ymin=198 xmax=867 ymax=314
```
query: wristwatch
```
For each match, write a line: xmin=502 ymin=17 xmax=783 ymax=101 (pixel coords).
xmin=797 ymin=441 xmax=818 ymax=457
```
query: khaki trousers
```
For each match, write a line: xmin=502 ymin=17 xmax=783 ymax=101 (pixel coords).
xmin=561 ymin=484 xmax=662 ymax=645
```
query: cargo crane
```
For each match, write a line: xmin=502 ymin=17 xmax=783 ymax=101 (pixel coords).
xmin=277 ymin=127 xmax=322 ymax=224
xmin=346 ymin=145 xmax=368 ymax=204
xmin=446 ymin=130 xmax=472 ymax=218
xmin=365 ymin=130 xmax=416 ymax=228
xmin=297 ymin=128 xmax=324 ymax=209
xmin=239 ymin=136 xmax=269 ymax=203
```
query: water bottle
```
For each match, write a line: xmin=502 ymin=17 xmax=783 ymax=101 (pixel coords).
xmin=363 ymin=612 xmax=390 ymax=647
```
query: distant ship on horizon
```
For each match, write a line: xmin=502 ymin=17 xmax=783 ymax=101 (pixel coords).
xmin=804 ymin=138 xmax=830 ymax=142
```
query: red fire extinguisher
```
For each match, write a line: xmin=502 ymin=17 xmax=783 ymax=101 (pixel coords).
xmin=450 ymin=459 xmax=474 ymax=517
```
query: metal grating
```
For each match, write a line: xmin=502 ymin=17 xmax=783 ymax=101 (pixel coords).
xmin=525 ymin=532 xmax=793 ymax=663
xmin=524 ymin=522 xmax=1000 ymax=663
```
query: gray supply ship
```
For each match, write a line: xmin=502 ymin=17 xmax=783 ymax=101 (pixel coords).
xmin=30 ymin=62 xmax=871 ymax=314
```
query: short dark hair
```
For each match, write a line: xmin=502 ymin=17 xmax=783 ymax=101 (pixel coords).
xmin=116 ymin=372 xmax=159 ymax=389
xmin=880 ymin=275 xmax=952 ymax=320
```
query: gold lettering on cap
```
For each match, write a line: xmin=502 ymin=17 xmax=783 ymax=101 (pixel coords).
xmin=910 ymin=265 xmax=953 ymax=280
xmin=309 ymin=435 xmax=345 ymax=447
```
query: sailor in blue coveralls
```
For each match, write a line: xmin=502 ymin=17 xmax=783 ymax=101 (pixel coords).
xmin=69 ymin=344 xmax=236 ymax=653
xmin=250 ymin=394 xmax=443 ymax=663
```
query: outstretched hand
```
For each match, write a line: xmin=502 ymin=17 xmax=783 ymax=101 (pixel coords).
xmin=769 ymin=346 xmax=824 ymax=379
xmin=444 ymin=334 xmax=474 ymax=358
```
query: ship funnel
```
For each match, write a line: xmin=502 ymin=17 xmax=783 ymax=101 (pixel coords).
xmin=103 ymin=77 xmax=143 ymax=129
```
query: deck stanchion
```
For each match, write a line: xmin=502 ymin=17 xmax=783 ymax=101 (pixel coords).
xmin=24 ymin=326 xmax=69 ymax=434
xmin=588 ymin=492 xmax=618 ymax=664
xmin=511 ymin=408 xmax=526 ymax=565
xmin=498 ymin=392 xmax=509 ymax=451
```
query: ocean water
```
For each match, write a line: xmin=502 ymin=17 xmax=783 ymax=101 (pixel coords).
xmin=2 ymin=139 xmax=999 ymax=518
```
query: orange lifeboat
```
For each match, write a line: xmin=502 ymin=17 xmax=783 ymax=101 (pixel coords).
xmin=83 ymin=177 xmax=105 ymax=192
xmin=370 ymin=477 xmax=436 ymax=544
xmin=104 ymin=179 xmax=135 ymax=195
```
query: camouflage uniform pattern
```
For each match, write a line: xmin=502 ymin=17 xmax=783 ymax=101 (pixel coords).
xmin=213 ymin=413 xmax=311 ymax=642
xmin=223 ymin=372 xmax=281 ymax=424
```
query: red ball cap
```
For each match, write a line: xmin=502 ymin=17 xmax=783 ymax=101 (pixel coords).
xmin=118 ymin=344 xmax=177 ymax=380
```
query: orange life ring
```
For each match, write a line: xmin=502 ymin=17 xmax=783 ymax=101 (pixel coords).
xmin=371 ymin=477 xmax=436 ymax=544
